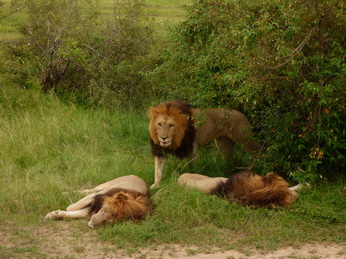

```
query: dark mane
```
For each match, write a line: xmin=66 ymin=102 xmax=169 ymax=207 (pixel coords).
xmin=150 ymin=100 xmax=196 ymax=159
xmin=209 ymin=171 xmax=292 ymax=208
xmin=210 ymin=171 xmax=258 ymax=198
xmin=88 ymin=188 xmax=146 ymax=217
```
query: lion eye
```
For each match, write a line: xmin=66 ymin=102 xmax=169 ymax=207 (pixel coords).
xmin=169 ymin=124 xmax=174 ymax=128
xmin=157 ymin=123 xmax=162 ymax=128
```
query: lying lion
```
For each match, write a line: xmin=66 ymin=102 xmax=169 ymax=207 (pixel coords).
xmin=45 ymin=175 xmax=153 ymax=228
xmin=178 ymin=171 xmax=308 ymax=208
xmin=149 ymin=100 xmax=261 ymax=188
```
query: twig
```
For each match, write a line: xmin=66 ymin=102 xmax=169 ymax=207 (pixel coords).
xmin=0 ymin=5 xmax=26 ymax=20
xmin=259 ymin=27 xmax=317 ymax=70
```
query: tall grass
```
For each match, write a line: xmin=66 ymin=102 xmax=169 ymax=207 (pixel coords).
xmin=146 ymin=0 xmax=188 ymax=21
xmin=0 ymin=86 xmax=151 ymax=214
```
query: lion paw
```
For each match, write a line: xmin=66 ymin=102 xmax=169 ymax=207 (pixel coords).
xmin=150 ymin=183 xmax=158 ymax=189
xmin=303 ymin=182 xmax=311 ymax=189
xmin=87 ymin=221 xmax=95 ymax=229
xmin=45 ymin=210 xmax=66 ymax=220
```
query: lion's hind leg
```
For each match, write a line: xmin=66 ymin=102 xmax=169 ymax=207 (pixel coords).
xmin=215 ymin=137 xmax=235 ymax=161
xmin=80 ymin=175 xmax=139 ymax=194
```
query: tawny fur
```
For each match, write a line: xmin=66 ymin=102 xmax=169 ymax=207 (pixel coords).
xmin=178 ymin=171 xmax=305 ymax=208
xmin=45 ymin=175 xmax=153 ymax=228
xmin=149 ymin=100 xmax=261 ymax=188
xmin=101 ymin=190 xmax=153 ymax=221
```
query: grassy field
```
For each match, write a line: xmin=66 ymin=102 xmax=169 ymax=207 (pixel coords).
xmin=1 ymin=82 xmax=345 ymax=258
xmin=0 ymin=0 xmax=345 ymax=258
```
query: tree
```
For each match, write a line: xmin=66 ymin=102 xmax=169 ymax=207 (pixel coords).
xmin=9 ymin=0 xmax=155 ymax=108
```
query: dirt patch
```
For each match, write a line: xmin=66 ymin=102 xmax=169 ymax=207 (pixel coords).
xmin=1 ymin=221 xmax=345 ymax=258
xmin=130 ymin=244 xmax=345 ymax=259
xmin=143 ymin=244 xmax=346 ymax=259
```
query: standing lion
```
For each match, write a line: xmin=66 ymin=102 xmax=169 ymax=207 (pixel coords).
xmin=149 ymin=100 xmax=261 ymax=188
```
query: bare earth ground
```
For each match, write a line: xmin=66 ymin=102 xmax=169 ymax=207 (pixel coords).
xmin=1 ymin=221 xmax=345 ymax=259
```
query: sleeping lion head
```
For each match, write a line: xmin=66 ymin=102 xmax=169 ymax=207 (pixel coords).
xmin=149 ymin=101 xmax=194 ymax=150
xmin=88 ymin=189 xmax=153 ymax=228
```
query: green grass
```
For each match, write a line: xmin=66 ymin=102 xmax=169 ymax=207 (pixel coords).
xmin=146 ymin=0 xmax=188 ymax=21
xmin=0 ymin=83 xmax=345 ymax=258
xmin=0 ymin=0 xmax=345 ymax=258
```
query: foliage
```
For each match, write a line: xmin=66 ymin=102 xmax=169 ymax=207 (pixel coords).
xmin=0 ymin=0 xmax=26 ymax=20
xmin=5 ymin=0 xmax=155 ymax=108
xmin=149 ymin=0 xmax=346 ymax=181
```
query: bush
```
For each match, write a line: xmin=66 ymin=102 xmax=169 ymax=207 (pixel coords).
xmin=149 ymin=0 xmax=346 ymax=181
xmin=7 ymin=0 xmax=155 ymax=108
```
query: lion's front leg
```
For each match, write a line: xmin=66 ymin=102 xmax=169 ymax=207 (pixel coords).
xmin=289 ymin=182 xmax=311 ymax=192
xmin=45 ymin=207 xmax=90 ymax=220
xmin=45 ymin=210 xmax=68 ymax=219
xmin=288 ymin=183 xmax=311 ymax=203
xmin=150 ymin=156 xmax=167 ymax=188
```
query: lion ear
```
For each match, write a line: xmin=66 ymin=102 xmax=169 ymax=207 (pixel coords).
xmin=149 ymin=107 xmax=159 ymax=118
xmin=115 ymin=192 xmax=128 ymax=201
xmin=187 ymin=116 xmax=194 ymax=122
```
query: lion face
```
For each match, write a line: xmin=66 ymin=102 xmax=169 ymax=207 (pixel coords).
xmin=88 ymin=190 xmax=152 ymax=228
xmin=149 ymin=105 xmax=190 ymax=150
xmin=153 ymin=114 xmax=177 ymax=147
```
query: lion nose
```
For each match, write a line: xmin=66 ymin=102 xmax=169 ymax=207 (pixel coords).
xmin=161 ymin=137 xmax=168 ymax=140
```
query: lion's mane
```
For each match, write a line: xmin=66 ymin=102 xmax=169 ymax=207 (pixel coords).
xmin=89 ymin=188 xmax=153 ymax=221
xmin=149 ymin=100 xmax=196 ymax=158
xmin=210 ymin=171 xmax=293 ymax=208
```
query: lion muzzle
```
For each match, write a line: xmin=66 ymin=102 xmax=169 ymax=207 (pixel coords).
xmin=159 ymin=137 xmax=171 ymax=146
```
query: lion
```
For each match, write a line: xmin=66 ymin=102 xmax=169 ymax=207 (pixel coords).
xmin=45 ymin=175 xmax=153 ymax=228
xmin=178 ymin=171 xmax=309 ymax=208
xmin=149 ymin=100 xmax=261 ymax=188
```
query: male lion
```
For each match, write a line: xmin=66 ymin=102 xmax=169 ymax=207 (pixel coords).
xmin=45 ymin=175 xmax=153 ymax=228
xmin=149 ymin=100 xmax=261 ymax=188
xmin=178 ymin=171 xmax=309 ymax=208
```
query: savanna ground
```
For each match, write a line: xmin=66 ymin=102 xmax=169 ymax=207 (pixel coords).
xmin=0 ymin=0 xmax=345 ymax=258
xmin=1 ymin=220 xmax=345 ymax=259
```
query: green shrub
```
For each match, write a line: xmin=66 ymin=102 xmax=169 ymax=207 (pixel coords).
xmin=149 ymin=0 xmax=346 ymax=181
xmin=6 ymin=0 xmax=155 ymax=108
